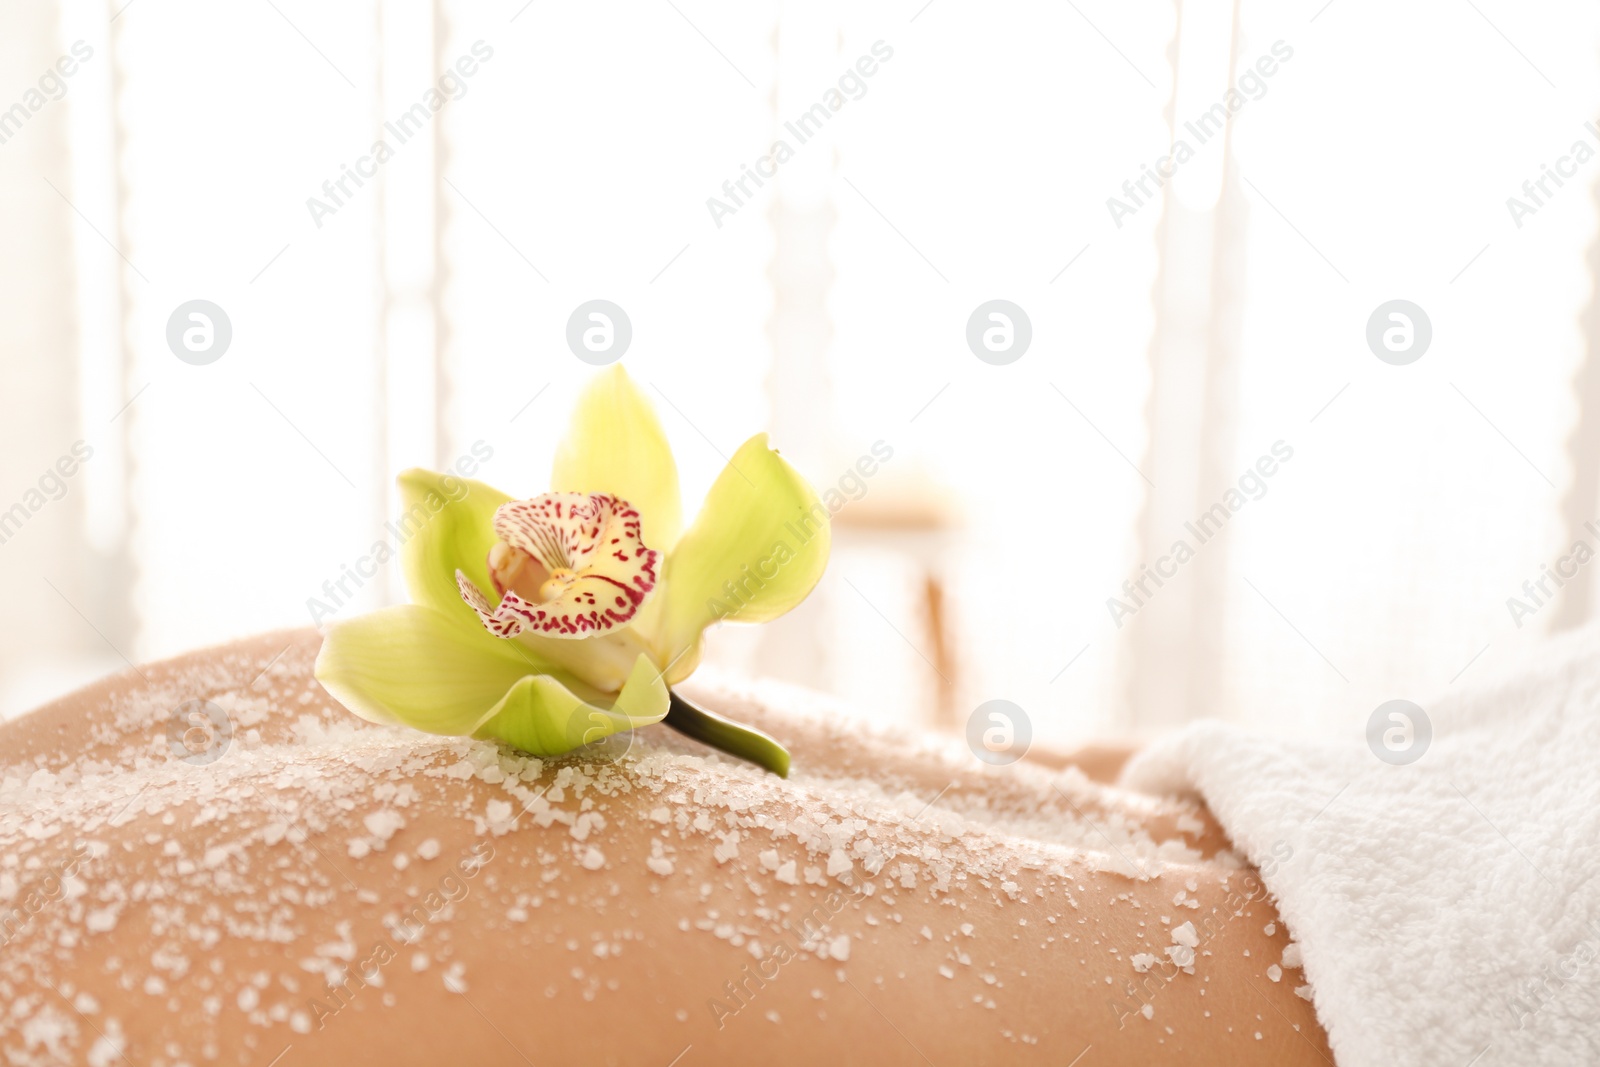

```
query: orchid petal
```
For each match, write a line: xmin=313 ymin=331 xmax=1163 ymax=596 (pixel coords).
xmin=652 ymin=433 xmax=830 ymax=683
xmin=551 ymin=364 xmax=683 ymax=552
xmin=397 ymin=468 xmax=511 ymax=624
xmin=473 ymin=653 xmax=669 ymax=756
xmin=315 ymin=604 xmax=563 ymax=736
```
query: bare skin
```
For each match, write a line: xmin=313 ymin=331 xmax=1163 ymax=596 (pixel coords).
xmin=0 ymin=630 xmax=1330 ymax=1066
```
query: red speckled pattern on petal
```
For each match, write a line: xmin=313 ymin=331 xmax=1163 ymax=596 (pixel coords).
xmin=456 ymin=492 xmax=659 ymax=638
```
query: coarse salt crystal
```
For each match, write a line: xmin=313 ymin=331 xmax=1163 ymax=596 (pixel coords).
xmin=364 ymin=810 xmax=405 ymax=842
xmin=416 ymin=838 xmax=441 ymax=860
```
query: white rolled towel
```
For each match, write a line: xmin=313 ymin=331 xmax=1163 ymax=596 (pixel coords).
xmin=1122 ymin=625 xmax=1600 ymax=1067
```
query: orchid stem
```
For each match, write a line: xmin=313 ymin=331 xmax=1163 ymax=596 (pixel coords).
xmin=664 ymin=691 xmax=790 ymax=778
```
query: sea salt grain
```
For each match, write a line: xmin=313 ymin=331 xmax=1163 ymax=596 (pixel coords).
xmin=364 ymin=810 xmax=405 ymax=842
xmin=1266 ymin=964 xmax=1283 ymax=982
xmin=416 ymin=838 xmax=442 ymax=860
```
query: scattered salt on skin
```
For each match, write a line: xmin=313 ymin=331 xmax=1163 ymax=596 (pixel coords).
xmin=0 ymin=652 xmax=1229 ymax=1059
xmin=1266 ymin=964 xmax=1283 ymax=982
xmin=1282 ymin=942 xmax=1303 ymax=969
xmin=1264 ymin=922 xmax=1276 ymax=936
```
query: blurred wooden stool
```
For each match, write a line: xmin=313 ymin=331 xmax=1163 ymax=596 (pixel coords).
xmin=832 ymin=474 xmax=963 ymax=731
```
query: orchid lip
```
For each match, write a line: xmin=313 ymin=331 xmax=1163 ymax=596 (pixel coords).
xmin=457 ymin=491 xmax=658 ymax=639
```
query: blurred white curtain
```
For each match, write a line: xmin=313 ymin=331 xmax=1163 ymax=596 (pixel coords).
xmin=16 ymin=0 xmax=1600 ymax=747
xmin=1212 ymin=0 xmax=1600 ymax=737
xmin=0 ymin=0 xmax=107 ymax=715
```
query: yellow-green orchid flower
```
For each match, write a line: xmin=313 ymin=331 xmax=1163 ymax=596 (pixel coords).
xmin=314 ymin=365 xmax=830 ymax=775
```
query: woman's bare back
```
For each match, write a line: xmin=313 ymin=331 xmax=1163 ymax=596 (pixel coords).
xmin=0 ymin=630 xmax=1328 ymax=1066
